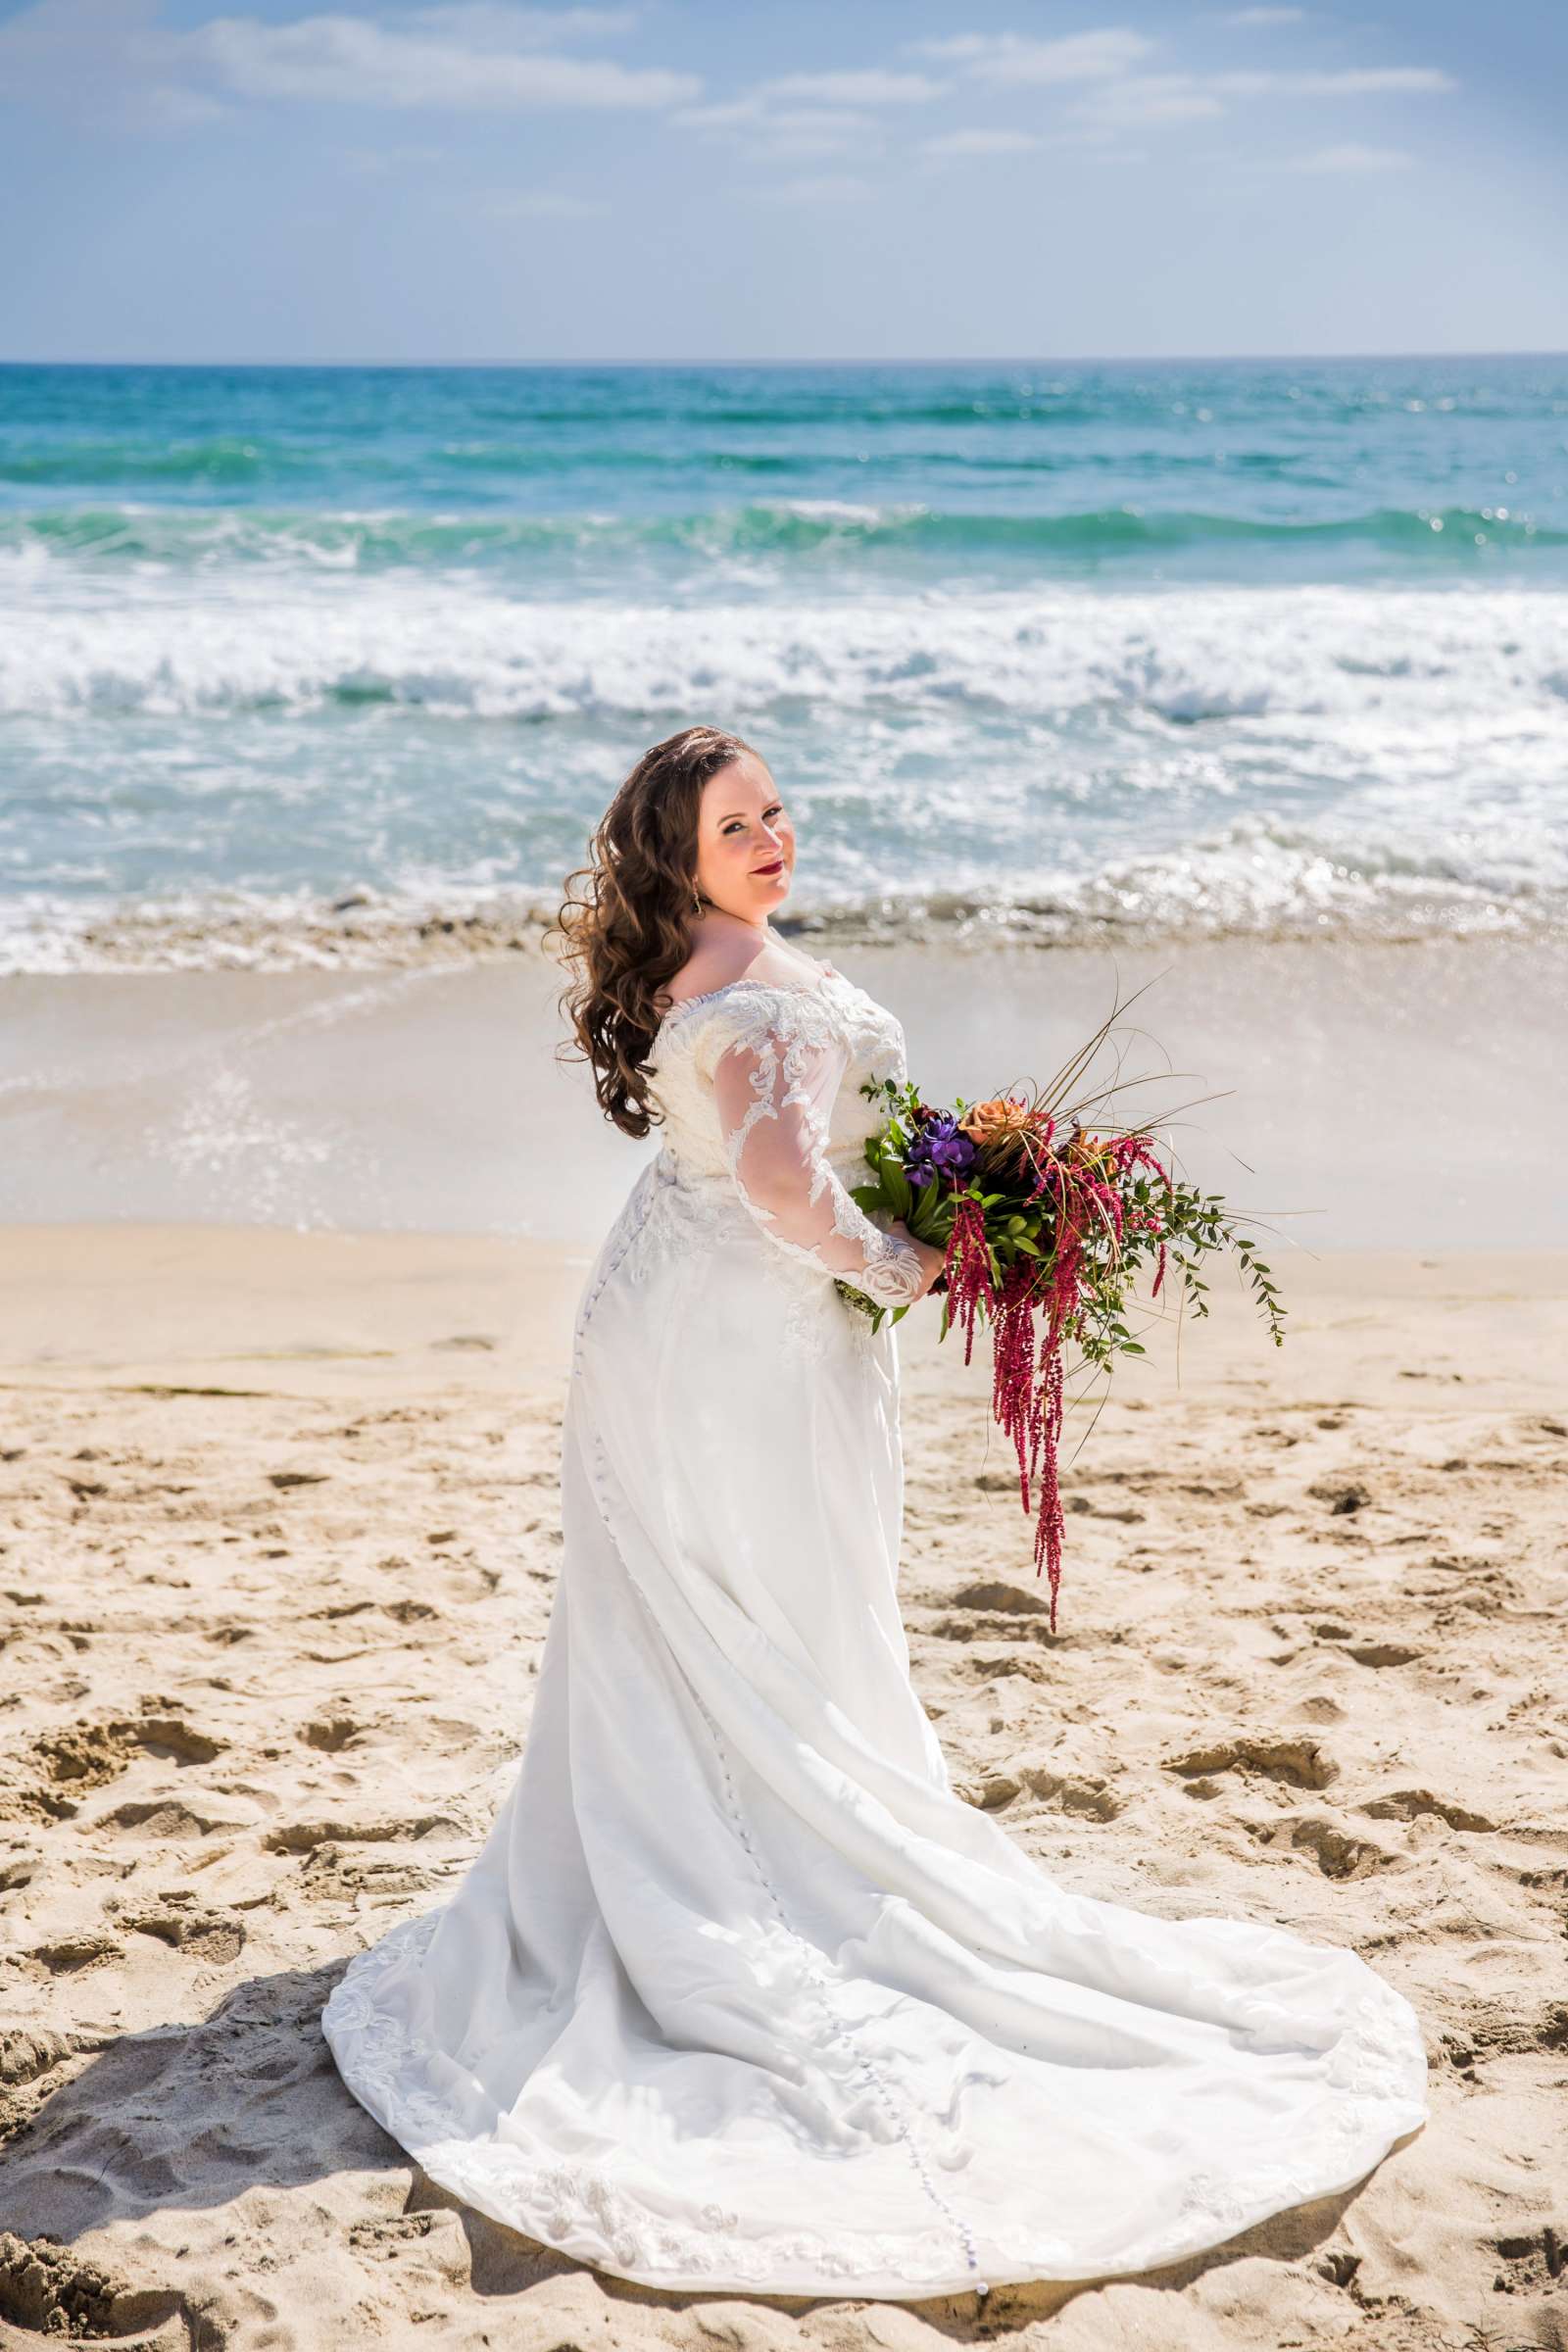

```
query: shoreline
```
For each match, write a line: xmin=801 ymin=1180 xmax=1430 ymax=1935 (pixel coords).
xmin=4 ymin=933 xmax=1565 ymax=1247
xmin=5 ymin=891 xmax=1564 ymax=979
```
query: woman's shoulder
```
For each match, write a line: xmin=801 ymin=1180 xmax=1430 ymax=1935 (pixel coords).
xmin=655 ymin=925 xmax=827 ymax=1016
xmin=650 ymin=958 xmax=846 ymax=1072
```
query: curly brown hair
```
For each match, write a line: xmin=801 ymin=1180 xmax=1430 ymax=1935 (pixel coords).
xmin=548 ymin=724 xmax=763 ymax=1139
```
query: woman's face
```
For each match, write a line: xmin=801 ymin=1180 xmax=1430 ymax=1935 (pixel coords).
xmin=693 ymin=754 xmax=796 ymax=921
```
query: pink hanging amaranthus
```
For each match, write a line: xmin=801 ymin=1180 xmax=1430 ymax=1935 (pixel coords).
xmin=838 ymin=987 xmax=1290 ymax=1622
xmin=940 ymin=1158 xmax=1095 ymax=1631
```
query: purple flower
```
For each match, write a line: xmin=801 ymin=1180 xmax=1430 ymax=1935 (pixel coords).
xmin=904 ymin=1115 xmax=976 ymax=1188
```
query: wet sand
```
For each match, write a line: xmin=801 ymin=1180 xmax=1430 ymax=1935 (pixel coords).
xmin=4 ymin=933 xmax=1565 ymax=1248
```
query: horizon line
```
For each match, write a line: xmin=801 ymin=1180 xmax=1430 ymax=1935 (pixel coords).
xmin=2 ymin=348 xmax=1565 ymax=370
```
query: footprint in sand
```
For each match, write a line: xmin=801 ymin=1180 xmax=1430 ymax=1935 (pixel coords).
xmin=922 ymin=1580 xmax=1064 ymax=1648
xmin=928 ymin=1611 xmax=1057 ymax=1646
xmin=125 ymin=1907 xmax=245 ymax=1965
xmin=956 ymin=1762 xmax=1121 ymax=1821
xmin=1163 ymin=1735 xmax=1340 ymax=1792
xmin=0 ymin=2237 xmax=119 ymax=2339
xmin=0 ymin=2233 xmax=190 ymax=2346
xmin=1492 ymin=2223 xmax=1568 ymax=2293
xmin=1306 ymin=1479 xmax=1372 ymax=1515
xmin=1245 ymin=1814 xmax=1395 ymax=1881
xmin=957 ymin=1771 xmax=1027 ymax=1811
xmin=1018 ymin=1765 xmax=1122 ymax=1821
xmin=299 ymin=1714 xmax=362 ymax=1752
xmin=1358 ymin=1788 xmax=1497 ymax=1832
xmin=347 ymin=2212 xmax=445 ymax=2253
xmin=104 ymin=1799 xmax=251 ymax=1839
xmin=264 ymin=1813 xmax=459 ymax=1854
xmin=131 ymin=1719 xmax=224 ymax=1766
xmin=24 ymin=1723 xmax=141 ymax=1807
xmin=949 ymin=1580 xmax=1052 ymax=1615
xmin=9 ymin=1715 xmax=226 ymax=1824
xmin=0 ymin=2028 xmax=81 ymax=2093
xmin=951 ymin=1652 xmax=1054 ymax=1684
xmin=27 ymin=1934 xmax=123 ymax=1975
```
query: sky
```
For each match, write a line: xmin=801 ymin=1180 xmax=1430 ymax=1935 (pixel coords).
xmin=1 ymin=0 xmax=1564 ymax=362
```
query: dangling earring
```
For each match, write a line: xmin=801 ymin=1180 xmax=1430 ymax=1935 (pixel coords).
xmin=691 ymin=885 xmax=703 ymax=914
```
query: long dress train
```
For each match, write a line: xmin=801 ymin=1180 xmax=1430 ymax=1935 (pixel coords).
xmin=321 ymin=959 xmax=1429 ymax=2300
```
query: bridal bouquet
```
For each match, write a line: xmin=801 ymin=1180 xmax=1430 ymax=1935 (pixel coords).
xmin=839 ymin=993 xmax=1286 ymax=1630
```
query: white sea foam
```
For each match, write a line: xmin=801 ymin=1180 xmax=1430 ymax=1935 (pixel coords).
xmin=2 ymin=576 xmax=1565 ymax=727
xmin=4 ymin=568 xmax=1564 ymax=968
xmin=2 ymin=809 xmax=1560 ymax=975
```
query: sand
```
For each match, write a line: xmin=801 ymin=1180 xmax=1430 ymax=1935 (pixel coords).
xmin=1 ymin=1223 xmax=1565 ymax=2351
xmin=6 ymin=935 xmax=1567 ymax=1248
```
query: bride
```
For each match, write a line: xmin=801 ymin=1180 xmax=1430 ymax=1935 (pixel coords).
xmin=322 ymin=723 xmax=1429 ymax=2301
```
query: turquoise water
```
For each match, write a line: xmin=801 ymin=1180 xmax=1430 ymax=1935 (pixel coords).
xmin=2 ymin=357 xmax=1565 ymax=965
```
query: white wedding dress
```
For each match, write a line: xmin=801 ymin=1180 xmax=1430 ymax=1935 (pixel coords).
xmin=322 ymin=959 xmax=1429 ymax=2300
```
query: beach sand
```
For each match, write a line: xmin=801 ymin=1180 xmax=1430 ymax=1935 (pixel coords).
xmin=6 ymin=935 xmax=1567 ymax=1248
xmin=1 ymin=1221 xmax=1564 ymax=2350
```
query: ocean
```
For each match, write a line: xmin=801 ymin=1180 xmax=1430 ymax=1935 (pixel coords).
xmin=1 ymin=356 xmax=1565 ymax=971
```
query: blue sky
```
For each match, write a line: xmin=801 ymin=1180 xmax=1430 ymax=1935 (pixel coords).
xmin=2 ymin=0 xmax=1563 ymax=361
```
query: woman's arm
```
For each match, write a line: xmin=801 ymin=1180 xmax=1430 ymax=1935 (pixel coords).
xmin=710 ymin=1017 xmax=934 ymax=1307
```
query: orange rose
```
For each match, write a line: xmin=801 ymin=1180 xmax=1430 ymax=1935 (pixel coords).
xmin=957 ymin=1096 xmax=1036 ymax=1145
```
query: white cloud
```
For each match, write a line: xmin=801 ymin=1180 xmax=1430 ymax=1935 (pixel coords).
xmin=755 ymin=172 xmax=875 ymax=206
xmin=412 ymin=5 xmax=637 ymax=37
xmin=905 ymin=26 xmax=1452 ymax=145
xmin=1213 ymin=67 xmax=1454 ymax=96
xmin=1290 ymin=141 xmax=1414 ymax=172
xmin=187 ymin=12 xmax=697 ymax=109
xmin=481 ymin=184 xmax=610 ymax=214
xmin=135 ymin=80 xmax=231 ymax=123
xmin=1072 ymin=57 xmax=1454 ymax=131
xmin=673 ymin=96 xmax=879 ymax=160
xmin=911 ymin=29 xmax=1151 ymax=86
xmin=1076 ymin=74 xmax=1225 ymax=127
xmin=0 ymin=0 xmax=695 ymax=122
xmin=920 ymin=126 xmax=1038 ymax=159
xmin=0 ymin=0 xmax=1457 ymax=161
xmin=674 ymin=67 xmax=935 ymax=159
xmin=671 ymin=66 xmax=933 ymax=160
xmin=756 ymin=69 xmax=940 ymax=107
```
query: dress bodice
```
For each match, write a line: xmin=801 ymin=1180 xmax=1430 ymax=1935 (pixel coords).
xmin=645 ymin=966 xmax=907 ymax=1189
xmin=632 ymin=963 xmax=924 ymax=1314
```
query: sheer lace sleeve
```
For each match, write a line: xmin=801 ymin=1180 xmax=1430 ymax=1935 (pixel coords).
xmin=707 ymin=997 xmax=927 ymax=1308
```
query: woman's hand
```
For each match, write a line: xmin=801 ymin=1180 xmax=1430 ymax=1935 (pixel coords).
xmin=888 ymin=1221 xmax=948 ymax=1301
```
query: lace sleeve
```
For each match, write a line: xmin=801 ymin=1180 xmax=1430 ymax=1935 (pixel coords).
xmin=708 ymin=1002 xmax=927 ymax=1308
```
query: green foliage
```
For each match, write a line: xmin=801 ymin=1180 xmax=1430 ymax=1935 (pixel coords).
xmin=842 ymin=1072 xmax=1288 ymax=1366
